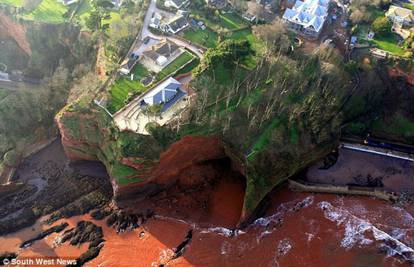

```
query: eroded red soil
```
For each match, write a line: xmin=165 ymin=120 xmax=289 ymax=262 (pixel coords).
xmin=2 ymin=186 xmax=413 ymax=267
xmin=0 ymin=13 xmax=31 ymax=56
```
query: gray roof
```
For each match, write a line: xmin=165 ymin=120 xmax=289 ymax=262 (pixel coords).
xmin=143 ymin=77 xmax=183 ymax=105
xmin=168 ymin=15 xmax=188 ymax=32
xmin=283 ymin=0 xmax=330 ymax=33
xmin=143 ymin=40 xmax=180 ymax=61
xmin=170 ymin=0 xmax=186 ymax=7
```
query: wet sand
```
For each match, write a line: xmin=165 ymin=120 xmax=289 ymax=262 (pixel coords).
xmin=2 ymin=186 xmax=413 ymax=267
xmin=307 ymin=147 xmax=414 ymax=193
xmin=2 ymin=142 xmax=414 ymax=266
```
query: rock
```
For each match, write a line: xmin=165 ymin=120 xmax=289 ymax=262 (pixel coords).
xmin=0 ymin=252 xmax=17 ymax=265
xmin=70 ymin=244 xmax=104 ymax=267
xmin=60 ymin=221 xmax=105 ymax=267
xmin=62 ymin=221 xmax=103 ymax=247
xmin=90 ymin=207 xmax=112 ymax=220
xmin=20 ymin=222 xmax=68 ymax=248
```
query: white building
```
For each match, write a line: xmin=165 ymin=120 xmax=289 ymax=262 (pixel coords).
xmin=282 ymin=0 xmax=330 ymax=38
xmin=385 ymin=5 xmax=414 ymax=26
xmin=140 ymin=39 xmax=184 ymax=73
xmin=57 ymin=0 xmax=79 ymax=5
xmin=164 ymin=0 xmax=189 ymax=9
xmin=111 ymin=0 xmax=123 ymax=8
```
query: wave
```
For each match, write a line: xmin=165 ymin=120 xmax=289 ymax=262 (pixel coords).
xmin=319 ymin=201 xmax=414 ymax=262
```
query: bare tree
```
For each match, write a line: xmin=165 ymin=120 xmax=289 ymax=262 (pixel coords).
xmin=252 ymin=19 xmax=290 ymax=54
xmin=248 ymin=1 xmax=264 ymax=23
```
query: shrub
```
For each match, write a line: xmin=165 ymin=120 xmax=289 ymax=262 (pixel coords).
xmin=372 ymin=16 xmax=391 ymax=34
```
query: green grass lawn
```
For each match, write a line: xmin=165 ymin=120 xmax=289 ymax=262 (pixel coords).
xmin=229 ymin=28 xmax=256 ymax=45
xmin=156 ymin=51 xmax=195 ymax=81
xmin=191 ymin=9 xmax=246 ymax=31
xmin=110 ymin=163 xmax=141 ymax=185
xmin=74 ymin=0 xmax=93 ymax=28
xmin=229 ymin=29 xmax=264 ymax=68
xmin=174 ymin=56 xmax=200 ymax=76
xmin=404 ymin=3 xmax=414 ymax=11
xmin=184 ymin=28 xmax=218 ymax=48
xmin=219 ymin=12 xmax=247 ymax=30
xmin=22 ymin=0 xmax=69 ymax=23
xmin=131 ymin=63 xmax=150 ymax=79
xmin=248 ymin=117 xmax=283 ymax=160
xmin=103 ymin=11 xmax=121 ymax=27
xmin=209 ymin=62 xmax=248 ymax=87
xmin=370 ymin=32 xmax=407 ymax=57
xmin=107 ymin=51 xmax=195 ymax=113
xmin=107 ymin=64 xmax=149 ymax=113
xmin=0 ymin=0 xmax=23 ymax=7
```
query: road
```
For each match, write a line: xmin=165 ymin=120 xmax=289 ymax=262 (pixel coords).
xmin=124 ymin=0 xmax=204 ymax=61
xmin=341 ymin=142 xmax=414 ymax=162
xmin=141 ymin=0 xmax=158 ymax=41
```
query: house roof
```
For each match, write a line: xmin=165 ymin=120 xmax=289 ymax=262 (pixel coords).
xmin=283 ymin=0 xmax=330 ymax=33
xmin=59 ymin=0 xmax=79 ymax=5
xmin=167 ymin=15 xmax=188 ymax=33
xmin=111 ymin=0 xmax=122 ymax=7
xmin=386 ymin=5 xmax=414 ymax=22
xmin=143 ymin=40 xmax=180 ymax=62
xmin=170 ymin=0 xmax=186 ymax=7
xmin=143 ymin=77 xmax=184 ymax=106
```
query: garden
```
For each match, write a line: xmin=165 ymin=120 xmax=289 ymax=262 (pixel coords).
xmin=107 ymin=50 xmax=198 ymax=113
xmin=181 ymin=0 xmax=252 ymax=49
xmin=106 ymin=63 xmax=149 ymax=114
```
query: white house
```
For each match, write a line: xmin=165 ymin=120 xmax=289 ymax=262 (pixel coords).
xmin=0 ymin=71 xmax=10 ymax=82
xmin=385 ymin=5 xmax=414 ymax=26
xmin=57 ymin=0 xmax=79 ymax=5
xmin=282 ymin=0 xmax=331 ymax=38
xmin=164 ymin=0 xmax=189 ymax=9
xmin=140 ymin=39 xmax=184 ymax=73
xmin=141 ymin=77 xmax=187 ymax=113
xmin=149 ymin=13 xmax=163 ymax=29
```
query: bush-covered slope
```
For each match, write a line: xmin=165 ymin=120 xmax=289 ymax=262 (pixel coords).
xmin=56 ymin=39 xmax=370 ymax=222
xmin=0 ymin=13 xmax=95 ymax=179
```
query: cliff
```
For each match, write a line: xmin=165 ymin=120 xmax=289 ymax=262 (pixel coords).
xmin=0 ymin=12 xmax=96 ymax=181
xmin=56 ymin=101 xmax=239 ymax=200
xmin=55 ymin=35 xmax=403 ymax=225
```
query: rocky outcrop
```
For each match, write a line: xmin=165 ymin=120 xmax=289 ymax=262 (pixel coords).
xmin=20 ymin=223 xmax=68 ymax=248
xmin=61 ymin=221 xmax=105 ymax=267
xmin=56 ymin=101 xmax=242 ymax=195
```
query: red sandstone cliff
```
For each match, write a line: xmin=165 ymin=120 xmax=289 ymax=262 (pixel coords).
xmin=0 ymin=13 xmax=31 ymax=56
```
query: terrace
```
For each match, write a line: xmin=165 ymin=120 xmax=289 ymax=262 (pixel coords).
xmin=113 ymin=77 xmax=190 ymax=135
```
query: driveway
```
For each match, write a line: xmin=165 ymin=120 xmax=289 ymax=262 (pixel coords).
xmin=127 ymin=0 xmax=204 ymax=60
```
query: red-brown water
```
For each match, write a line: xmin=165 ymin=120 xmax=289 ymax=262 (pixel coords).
xmin=2 ymin=186 xmax=413 ymax=267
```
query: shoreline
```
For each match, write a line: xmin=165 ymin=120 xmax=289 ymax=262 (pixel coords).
xmin=1 ymin=137 xmax=57 ymax=185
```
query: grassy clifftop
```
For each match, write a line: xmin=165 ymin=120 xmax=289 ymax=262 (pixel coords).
xmin=179 ymin=41 xmax=356 ymax=218
xmin=56 ymin=100 xmax=165 ymax=186
xmin=56 ymin=39 xmax=365 ymax=222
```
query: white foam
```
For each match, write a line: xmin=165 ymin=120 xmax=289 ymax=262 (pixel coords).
xmin=220 ymin=241 xmax=231 ymax=255
xmin=318 ymin=201 xmax=414 ymax=261
xmin=277 ymin=238 xmax=292 ymax=257
xmin=252 ymin=196 xmax=314 ymax=227
xmin=200 ymin=227 xmax=243 ymax=237
xmin=305 ymin=232 xmax=314 ymax=242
